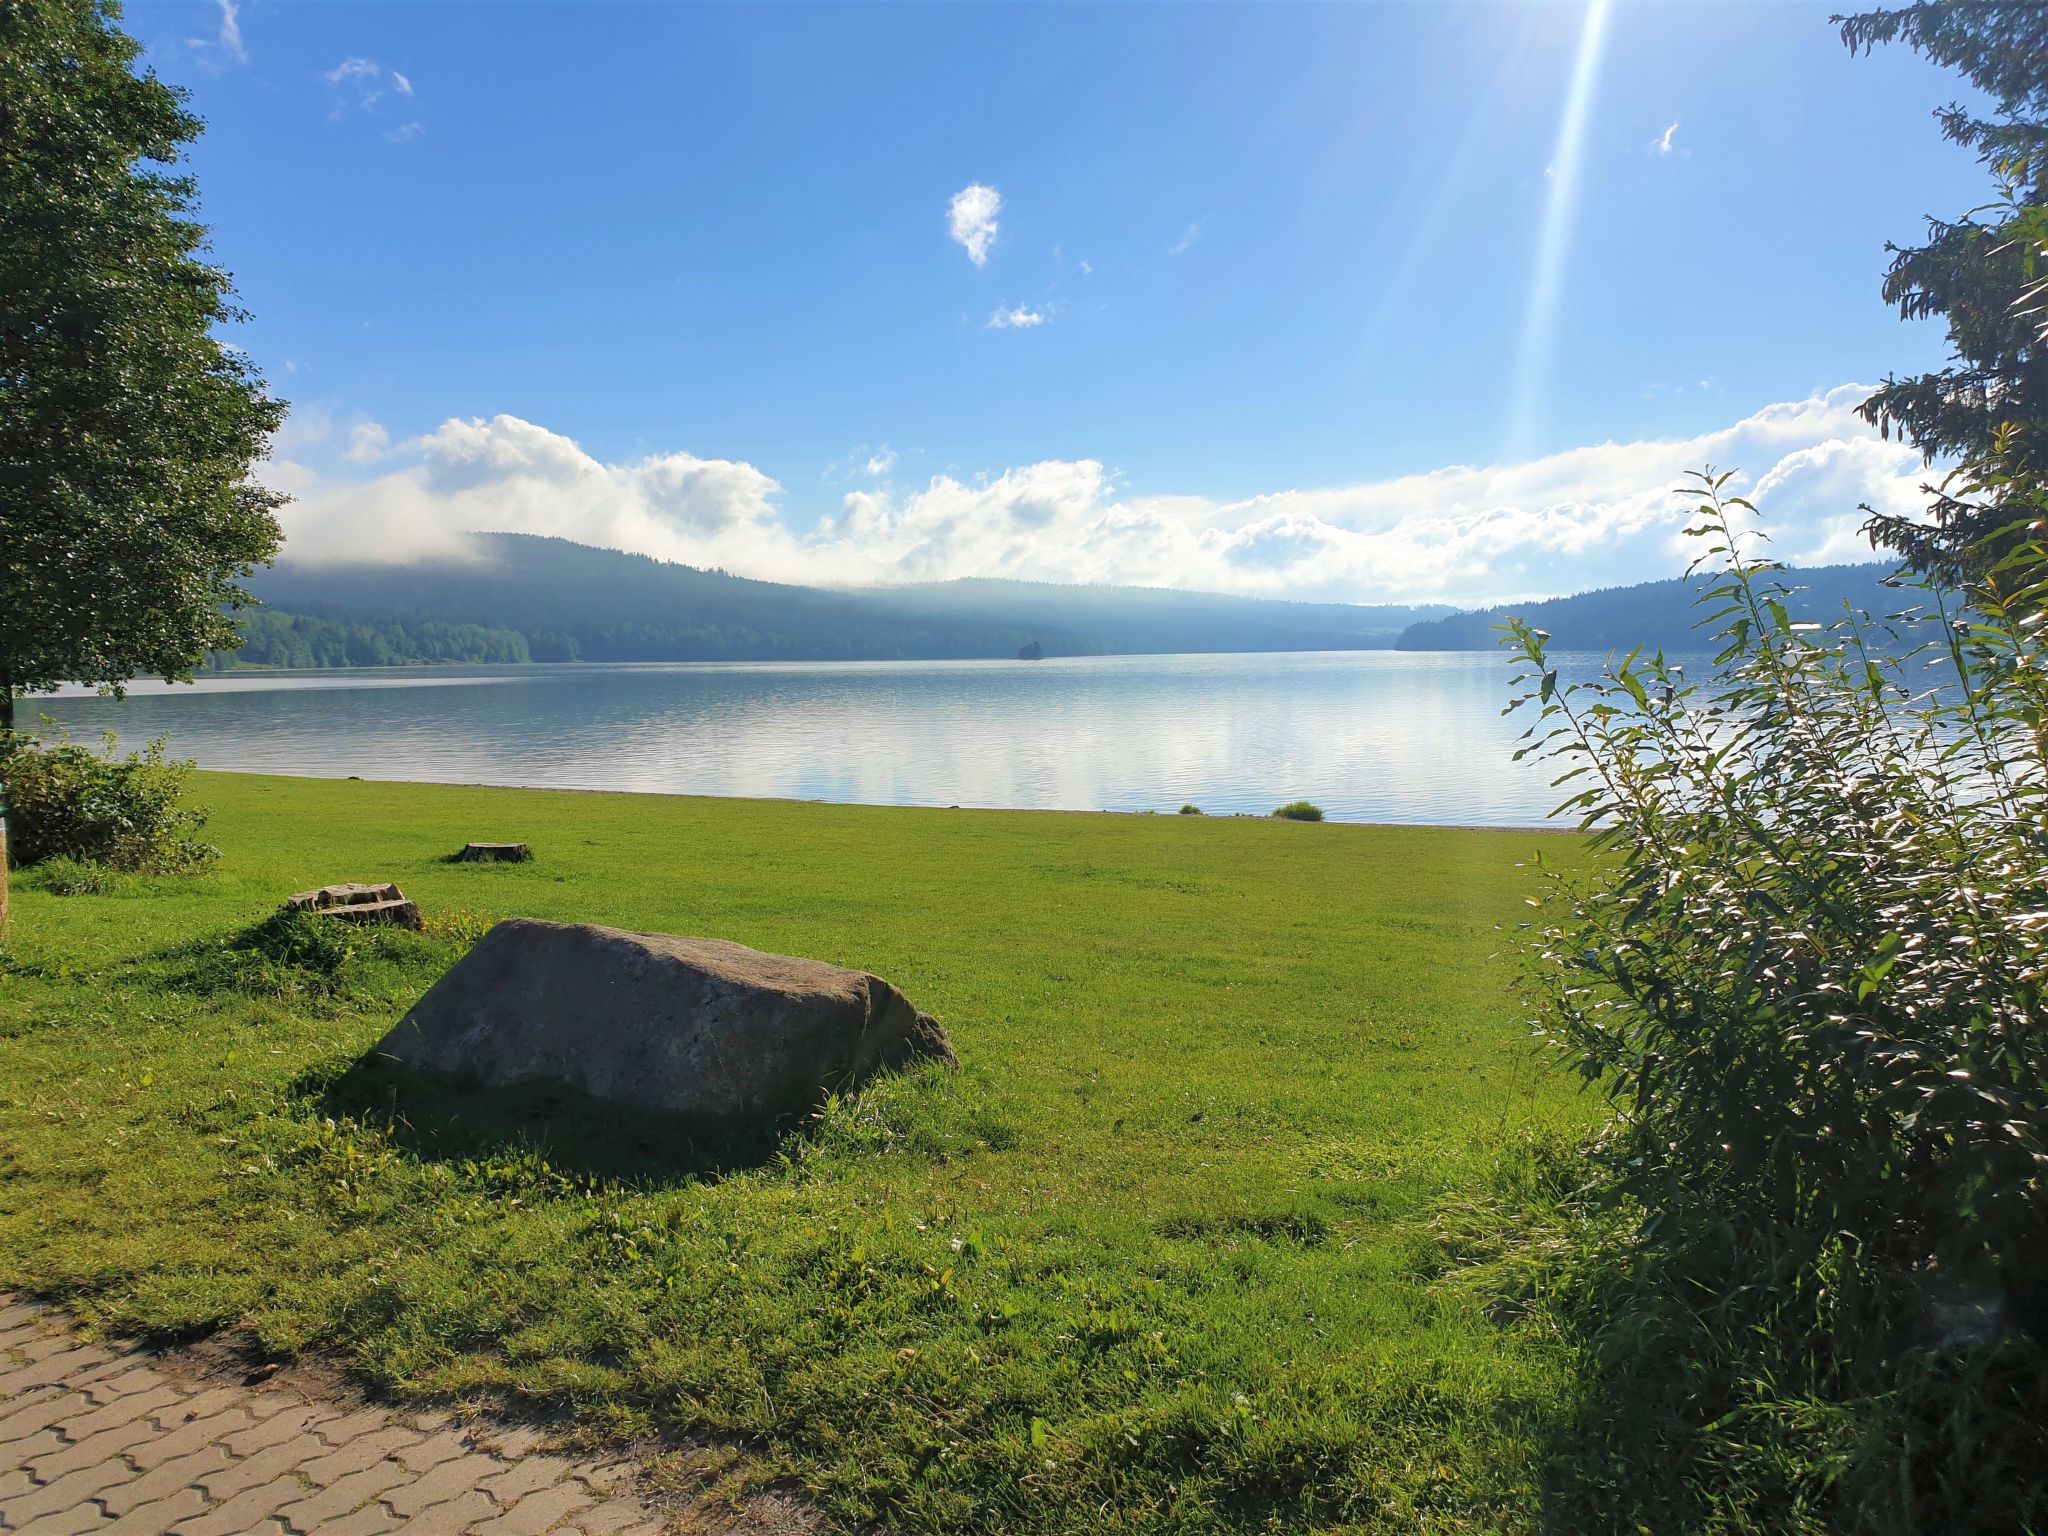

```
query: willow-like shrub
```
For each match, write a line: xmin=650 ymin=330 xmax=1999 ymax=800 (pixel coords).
xmin=1507 ymin=469 xmax=2047 ymax=1528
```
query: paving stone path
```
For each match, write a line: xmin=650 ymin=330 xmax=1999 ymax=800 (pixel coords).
xmin=0 ymin=1298 xmax=669 ymax=1536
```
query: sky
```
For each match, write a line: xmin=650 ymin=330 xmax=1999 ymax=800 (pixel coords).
xmin=139 ymin=1 xmax=1994 ymax=605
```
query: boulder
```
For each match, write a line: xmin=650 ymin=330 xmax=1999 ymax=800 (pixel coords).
xmin=369 ymin=919 xmax=955 ymax=1134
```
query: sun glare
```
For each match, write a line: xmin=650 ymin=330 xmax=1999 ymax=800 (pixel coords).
xmin=1507 ymin=0 xmax=1612 ymax=461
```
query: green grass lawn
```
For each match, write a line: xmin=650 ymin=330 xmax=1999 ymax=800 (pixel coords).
xmin=0 ymin=773 xmax=1597 ymax=1534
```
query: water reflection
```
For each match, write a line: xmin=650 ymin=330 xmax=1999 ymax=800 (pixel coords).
xmin=36 ymin=651 xmax=1631 ymax=825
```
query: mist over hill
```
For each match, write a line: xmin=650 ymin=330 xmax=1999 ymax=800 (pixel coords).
xmin=1394 ymin=562 xmax=1911 ymax=653
xmin=236 ymin=533 xmax=1452 ymax=666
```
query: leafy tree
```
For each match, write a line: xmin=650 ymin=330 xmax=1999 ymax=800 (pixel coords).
xmin=0 ymin=0 xmax=285 ymax=732
xmin=1838 ymin=3 xmax=2048 ymax=576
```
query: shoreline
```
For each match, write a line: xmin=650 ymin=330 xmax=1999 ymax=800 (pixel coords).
xmin=194 ymin=765 xmax=1577 ymax=835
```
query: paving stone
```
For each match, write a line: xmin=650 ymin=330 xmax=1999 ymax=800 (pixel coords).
xmin=0 ymin=1465 xmax=43 ymax=1500
xmin=563 ymin=1461 xmax=637 ymax=1499
xmin=272 ymin=1462 xmax=410 ymax=1530
xmin=9 ymin=1504 xmax=113 ymax=1536
xmin=394 ymin=1488 xmax=494 ymax=1536
xmin=144 ymin=1389 xmax=244 ymax=1432
xmin=304 ymin=1407 xmax=390 ymax=1449
xmin=0 ymin=1456 xmax=139 ymax=1527
xmin=8 ymin=1347 xmax=114 ymax=1392
xmin=561 ymin=1498 xmax=662 ymax=1535
xmin=0 ymin=1300 xmax=668 ymax=1536
xmin=28 ymin=1416 xmax=163 ymax=1484
xmin=9 ymin=1425 xmax=67 ymax=1469
xmin=392 ymin=1426 xmax=479 ymax=1474
xmin=217 ymin=1405 xmax=336 ymax=1459
xmin=53 ymin=1388 xmax=184 ymax=1445
xmin=100 ymin=1486 xmax=210 ymax=1536
xmin=310 ymin=1503 xmax=403 ymax=1536
xmin=125 ymin=1410 xmax=255 ymax=1473
xmin=466 ymin=1425 xmax=549 ymax=1460
xmin=468 ymin=1480 xmax=596 ymax=1536
xmin=58 ymin=1352 xmax=150 ymax=1392
xmin=191 ymin=1436 xmax=322 ymax=1502
xmin=15 ymin=1335 xmax=99 ymax=1366
xmin=165 ymin=1472 xmax=311 ymax=1536
xmin=0 ymin=1389 xmax=94 ymax=1446
xmin=77 ymin=1368 xmax=168 ymax=1409
xmin=297 ymin=1424 xmax=421 ymax=1484
xmin=99 ymin=1446 xmax=234 ymax=1518
xmin=477 ymin=1455 xmax=578 ymax=1506
xmin=384 ymin=1454 xmax=508 ymax=1517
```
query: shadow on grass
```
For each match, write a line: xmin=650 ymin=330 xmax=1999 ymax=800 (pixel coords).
xmin=1504 ymin=1220 xmax=2048 ymax=1536
xmin=302 ymin=1053 xmax=794 ymax=1186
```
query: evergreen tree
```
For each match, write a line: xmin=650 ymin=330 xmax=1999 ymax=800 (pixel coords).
xmin=1839 ymin=3 xmax=2048 ymax=576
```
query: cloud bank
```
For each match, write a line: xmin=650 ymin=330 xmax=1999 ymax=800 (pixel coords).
xmin=269 ymin=386 xmax=1928 ymax=606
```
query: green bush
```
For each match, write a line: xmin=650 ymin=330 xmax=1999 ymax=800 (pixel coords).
xmin=1270 ymin=801 xmax=1323 ymax=821
xmin=31 ymin=856 xmax=121 ymax=896
xmin=0 ymin=729 xmax=216 ymax=872
xmin=1179 ymin=803 xmax=1203 ymax=815
xmin=1504 ymin=469 xmax=2048 ymax=1531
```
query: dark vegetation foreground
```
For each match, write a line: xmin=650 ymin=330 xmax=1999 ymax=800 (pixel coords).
xmin=0 ymin=773 xmax=1596 ymax=1534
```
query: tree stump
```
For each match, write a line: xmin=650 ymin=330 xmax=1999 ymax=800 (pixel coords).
xmin=285 ymin=882 xmax=421 ymax=927
xmin=456 ymin=843 xmax=531 ymax=863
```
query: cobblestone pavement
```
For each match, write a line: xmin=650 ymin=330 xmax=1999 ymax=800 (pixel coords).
xmin=0 ymin=1298 xmax=670 ymax=1535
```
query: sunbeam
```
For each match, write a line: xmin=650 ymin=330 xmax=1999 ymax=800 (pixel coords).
xmin=1506 ymin=0 xmax=1612 ymax=460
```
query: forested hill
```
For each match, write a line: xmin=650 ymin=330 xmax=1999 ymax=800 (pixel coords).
xmin=1395 ymin=562 xmax=1912 ymax=653
xmin=238 ymin=533 xmax=1450 ymax=665
xmin=847 ymin=578 xmax=1450 ymax=655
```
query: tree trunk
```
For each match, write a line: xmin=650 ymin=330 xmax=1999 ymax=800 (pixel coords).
xmin=1 ymin=681 xmax=11 ymax=940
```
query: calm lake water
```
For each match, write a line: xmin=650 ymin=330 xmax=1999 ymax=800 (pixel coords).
xmin=36 ymin=651 xmax=1624 ymax=826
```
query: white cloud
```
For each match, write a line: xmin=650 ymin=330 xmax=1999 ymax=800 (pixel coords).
xmin=947 ymin=184 xmax=1001 ymax=267
xmin=325 ymin=57 xmax=417 ymax=129
xmin=345 ymin=421 xmax=390 ymax=464
xmin=187 ymin=0 xmax=247 ymax=68
xmin=1169 ymin=222 xmax=1203 ymax=257
xmin=214 ymin=0 xmax=246 ymax=62
xmin=987 ymin=305 xmax=1047 ymax=330
xmin=864 ymin=449 xmax=897 ymax=477
xmin=270 ymin=387 xmax=1923 ymax=606
xmin=1651 ymin=120 xmax=1681 ymax=156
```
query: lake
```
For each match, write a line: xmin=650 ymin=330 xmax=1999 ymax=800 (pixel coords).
xmin=33 ymin=650 xmax=1617 ymax=826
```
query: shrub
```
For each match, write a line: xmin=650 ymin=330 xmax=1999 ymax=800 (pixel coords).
xmin=1179 ymin=803 xmax=1203 ymax=815
xmin=1270 ymin=801 xmax=1323 ymax=821
xmin=1504 ymin=469 xmax=2048 ymax=1531
xmin=32 ymin=856 xmax=120 ymax=896
xmin=0 ymin=729 xmax=216 ymax=872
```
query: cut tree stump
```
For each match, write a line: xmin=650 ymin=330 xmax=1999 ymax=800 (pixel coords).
xmin=285 ymin=882 xmax=422 ymax=927
xmin=457 ymin=842 xmax=532 ymax=863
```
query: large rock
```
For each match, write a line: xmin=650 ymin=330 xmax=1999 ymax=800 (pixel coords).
xmin=370 ymin=919 xmax=955 ymax=1134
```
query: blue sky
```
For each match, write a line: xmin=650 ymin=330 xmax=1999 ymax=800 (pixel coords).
xmin=141 ymin=1 xmax=1992 ymax=603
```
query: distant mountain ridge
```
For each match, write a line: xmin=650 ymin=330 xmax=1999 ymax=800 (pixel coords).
xmin=1394 ymin=562 xmax=1912 ymax=654
xmin=237 ymin=532 xmax=1454 ymax=666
